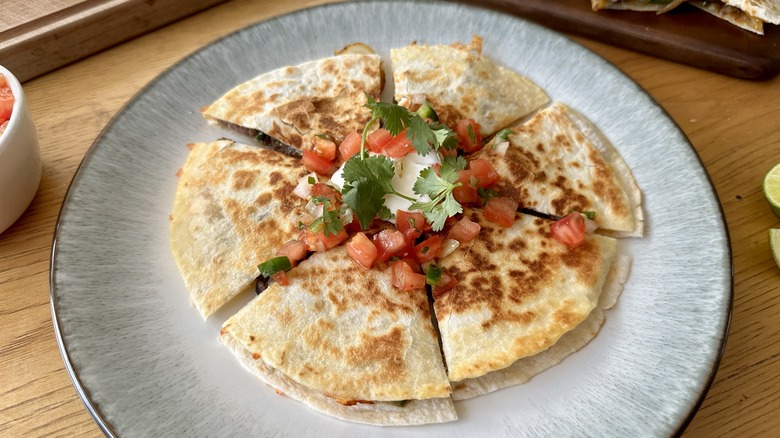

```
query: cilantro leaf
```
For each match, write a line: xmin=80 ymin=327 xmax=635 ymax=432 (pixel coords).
xmin=440 ymin=155 xmax=468 ymax=173
xmin=364 ymin=94 xmax=411 ymax=136
xmin=410 ymin=167 xmax=463 ymax=231
xmin=342 ymin=177 xmax=388 ymax=229
xmin=407 ymin=115 xmax=437 ymax=155
xmin=430 ymin=122 xmax=459 ymax=151
xmin=342 ymin=154 xmax=395 ymax=193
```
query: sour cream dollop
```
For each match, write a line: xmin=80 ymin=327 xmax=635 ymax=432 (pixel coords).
xmin=329 ymin=150 xmax=441 ymax=221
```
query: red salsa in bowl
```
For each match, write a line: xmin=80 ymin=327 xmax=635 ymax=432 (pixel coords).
xmin=0 ymin=74 xmax=14 ymax=134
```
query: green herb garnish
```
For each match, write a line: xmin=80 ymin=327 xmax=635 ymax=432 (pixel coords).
xmin=409 ymin=166 xmax=463 ymax=231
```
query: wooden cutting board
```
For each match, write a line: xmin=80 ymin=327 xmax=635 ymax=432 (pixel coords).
xmin=0 ymin=0 xmax=227 ymax=83
xmin=459 ymin=0 xmax=780 ymax=80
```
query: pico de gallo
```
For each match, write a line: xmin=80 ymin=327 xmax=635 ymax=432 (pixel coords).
xmin=0 ymin=74 xmax=14 ymax=135
xmin=255 ymin=96 xmax=595 ymax=294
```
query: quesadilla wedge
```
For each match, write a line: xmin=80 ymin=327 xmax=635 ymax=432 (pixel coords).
xmin=170 ymin=140 xmax=308 ymax=319
xmin=476 ymin=102 xmax=643 ymax=237
xmin=219 ymin=245 xmax=455 ymax=424
xmin=722 ymin=0 xmax=780 ymax=24
xmin=434 ymin=209 xmax=619 ymax=383
xmin=391 ymin=36 xmax=549 ymax=137
xmin=202 ymin=53 xmax=383 ymax=151
xmin=450 ymin=254 xmax=631 ymax=400
xmin=690 ymin=1 xmax=764 ymax=34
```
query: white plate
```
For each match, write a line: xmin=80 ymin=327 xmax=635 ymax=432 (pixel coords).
xmin=50 ymin=1 xmax=732 ymax=436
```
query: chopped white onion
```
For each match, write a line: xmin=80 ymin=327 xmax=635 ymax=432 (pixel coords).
xmin=305 ymin=199 xmax=324 ymax=218
xmin=492 ymin=141 xmax=509 ymax=156
xmin=439 ymin=238 xmax=460 ymax=259
xmin=340 ymin=207 xmax=354 ymax=226
xmin=293 ymin=173 xmax=318 ymax=199
xmin=584 ymin=217 xmax=598 ymax=234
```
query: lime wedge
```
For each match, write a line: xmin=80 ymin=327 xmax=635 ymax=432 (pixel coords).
xmin=763 ymin=163 xmax=780 ymax=218
xmin=770 ymin=229 xmax=780 ymax=269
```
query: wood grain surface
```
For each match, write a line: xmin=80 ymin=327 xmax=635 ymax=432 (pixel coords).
xmin=0 ymin=0 xmax=227 ymax=82
xmin=0 ymin=0 xmax=778 ymax=436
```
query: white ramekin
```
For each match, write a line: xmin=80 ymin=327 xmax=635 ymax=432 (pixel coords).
xmin=0 ymin=65 xmax=41 ymax=234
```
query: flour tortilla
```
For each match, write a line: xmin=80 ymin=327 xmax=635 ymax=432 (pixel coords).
xmin=692 ymin=1 xmax=766 ymax=33
xmin=169 ymin=140 xmax=307 ymax=319
xmin=220 ymin=245 xmax=452 ymax=405
xmin=202 ymin=53 xmax=383 ymax=150
xmin=434 ymin=210 xmax=619 ymax=383
xmin=220 ymin=332 xmax=457 ymax=426
xmin=477 ymin=102 xmax=643 ymax=237
xmin=451 ymin=255 xmax=630 ymax=400
xmin=391 ymin=36 xmax=549 ymax=136
xmin=723 ymin=0 xmax=780 ymax=24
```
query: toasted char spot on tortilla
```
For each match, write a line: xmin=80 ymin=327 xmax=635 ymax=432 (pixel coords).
xmin=346 ymin=326 xmax=407 ymax=382
xmin=232 ymin=169 xmax=256 ymax=190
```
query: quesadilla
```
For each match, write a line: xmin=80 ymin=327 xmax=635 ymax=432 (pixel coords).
xmin=391 ymin=36 xmax=549 ymax=136
xmin=690 ymin=1 xmax=764 ymax=34
xmin=202 ymin=53 xmax=383 ymax=151
xmin=450 ymin=254 xmax=631 ymax=400
xmin=722 ymin=0 xmax=780 ymax=24
xmin=476 ymin=102 xmax=643 ymax=237
xmin=170 ymin=140 xmax=308 ymax=319
xmin=434 ymin=209 xmax=619 ymax=383
xmin=219 ymin=245 xmax=456 ymax=425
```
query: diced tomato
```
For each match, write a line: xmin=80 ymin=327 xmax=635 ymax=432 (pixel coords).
xmin=381 ymin=129 xmax=414 ymax=158
xmin=452 ymin=170 xmax=479 ymax=204
xmin=317 ymin=228 xmax=349 ymax=250
xmin=276 ymin=240 xmax=307 ymax=266
xmin=311 ymin=182 xmax=341 ymax=203
xmin=311 ymin=135 xmax=337 ymax=161
xmin=396 ymin=210 xmax=427 ymax=236
xmin=366 ymin=128 xmax=393 ymax=153
xmin=338 ymin=131 xmax=362 ymax=160
xmin=0 ymin=82 xmax=13 ymax=123
xmin=299 ymin=229 xmax=325 ymax=252
xmin=401 ymin=256 xmax=423 ymax=274
xmin=550 ymin=212 xmax=586 ymax=248
xmin=469 ymin=159 xmax=499 ymax=188
xmin=391 ymin=259 xmax=427 ymax=290
xmin=448 ymin=217 xmax=481 ymax=243
xmin=484 ymin=197 xmax=518 ymax=227
xmin=271 ymin=270 xmax=290 ymax=286
xmin=302 ymin=150 xmax=334 ymax=175
xmin=373 ymin=229 xmax=406 ymax=261
xmin=347 ymin=232 xmax=378 ymax=269
xmin=455 ymin=118 xmax=483 ymax=153
xmin=432 ymin=271 xmax=458 ymax=298
xmin=414 ymin=235 xmax=443 ymax=263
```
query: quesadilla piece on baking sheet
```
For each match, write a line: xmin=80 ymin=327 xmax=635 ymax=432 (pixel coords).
xmin=170 ymin=140 xmax=308 ymax=319
xmin=476 ymin=102 xmax=643 ymax=237
xmin=202 ymin=53 xmax=383 ymax=151
xmin=434 ymin=209 xmax=619 ymax=383
xmin=390 ymin=36 xmax=550 ymax=137
xmin=450 ymin=254 xmax=631 ymax=400
xmin=690 ymin=1 xmax=764 ymax=34
xmin=219 ymin=245 xmax=456 ymax=425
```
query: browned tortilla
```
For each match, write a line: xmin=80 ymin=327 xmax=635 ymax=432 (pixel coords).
xmin=202 ymin=54 xmax=383 ymax=150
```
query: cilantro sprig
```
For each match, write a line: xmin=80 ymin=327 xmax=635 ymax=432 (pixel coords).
xmin=340 ymin=96 xmax=464 ymax=231
xmin=409 ymin=161 xmax=463 ymax=230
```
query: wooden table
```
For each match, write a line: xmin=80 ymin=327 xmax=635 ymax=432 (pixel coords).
xmin=1 ymin=0 xmax=777 ymax=436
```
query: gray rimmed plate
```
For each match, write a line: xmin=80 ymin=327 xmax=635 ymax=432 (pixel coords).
xmin=50 ymin=1 xmax=732 ymax=436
